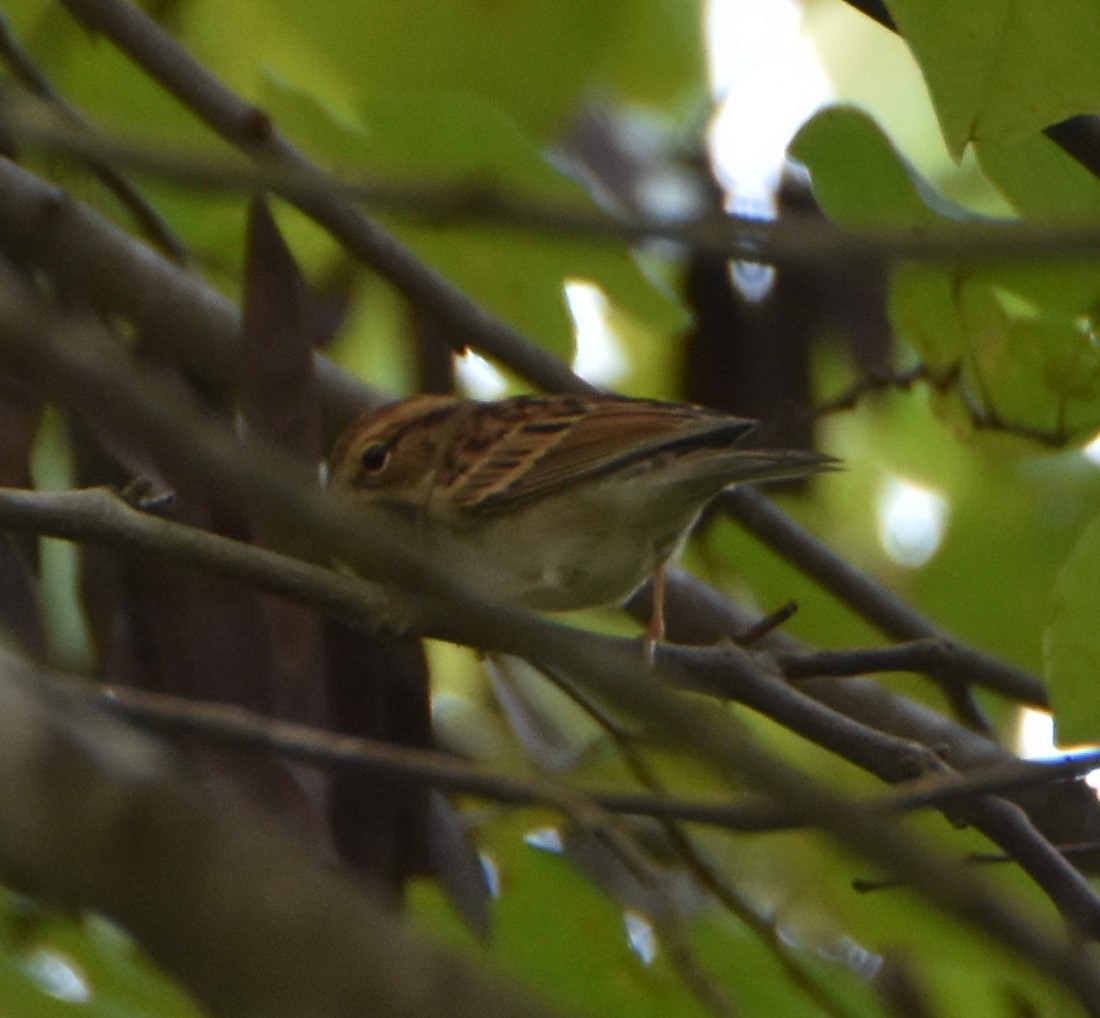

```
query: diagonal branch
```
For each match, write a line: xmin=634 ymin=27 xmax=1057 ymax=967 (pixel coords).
xmin=0 ymin=651 xmax=566 ymax=1018
xmin=11 ymin=110 xmax=1100 ymax=267
xmin=721 ymin=487 xmax=1047 ymax=708
xmin=0 ymin=155 xmax=372 ymax=435
xmin=0 ymin=13 xmax=186 ymax=261
xmin=56 ymin=0 xmax=589 ymax=397
xmin=0 ymin=269 xmax=1099 ymax=1001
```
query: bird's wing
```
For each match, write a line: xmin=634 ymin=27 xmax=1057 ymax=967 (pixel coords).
xmin=444 ymin=395 xmax=754 ymax=515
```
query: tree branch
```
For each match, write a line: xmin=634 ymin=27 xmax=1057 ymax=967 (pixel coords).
xmin=0 ymin=650 xmax=565 ymax=1018
xmin=0 ymin=14 xmax=186 ymax=262
xmin=772 ymin=639 xmax=1047 ymax=708
xmin=56 ymin=0 xmax=589 ymax=397
xmin=0 ymin=155 xmax=371 ymax=435
xmin=12 ymin=110 xmax=1100 ymax=269
xmin=721 ymin=487 xmax=1048 ymax=708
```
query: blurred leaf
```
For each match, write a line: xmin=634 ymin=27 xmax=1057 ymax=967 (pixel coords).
xmin=975 ymin=133 xmax=1100 ymax=223
xmin=789 ymin=105 xmax=978 ymax=227
xmin=794 ymin=106 xmax=1100 ymax=443
xmin=259 ymin=0 xmax=702 ymax=140
xmin=885 ymin=0 xmax=1100 ymax=157
xmin=266 ymin=79 xmax=687 ymax=362
xmin=1045 ymin=504 xmax=1100 ymax=745
xmin=888 ymin=265 xmax=968 ymax=370
xmin=1015 ymin=317 xmax=1100 ymax=405
xmin=0 ymin=892 xmax=201 ymax=1017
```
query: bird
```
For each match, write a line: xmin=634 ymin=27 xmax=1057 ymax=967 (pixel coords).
xmin=328 ymin=392 xmax=834 ymax=655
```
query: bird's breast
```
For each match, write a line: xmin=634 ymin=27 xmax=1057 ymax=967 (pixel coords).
xmin=423 ymin=485 xmax=701 ymax=611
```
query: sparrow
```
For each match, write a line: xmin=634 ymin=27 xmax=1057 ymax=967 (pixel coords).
xmin=329 ymin=393 xmax=833 ymax=654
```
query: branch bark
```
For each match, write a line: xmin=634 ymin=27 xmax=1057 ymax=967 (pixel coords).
xmin=0 ymin=650 xmax=565 ymax=1018
xmin=0 ymin=268 xmax=1098 ymax=1008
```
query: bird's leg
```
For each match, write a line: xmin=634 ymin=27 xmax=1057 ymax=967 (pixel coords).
xmin=642 ymin=565 xmax=667 ymax=664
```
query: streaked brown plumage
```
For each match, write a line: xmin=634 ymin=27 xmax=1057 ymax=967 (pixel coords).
xmin=329 ymin=393 xmax=834 ymax=650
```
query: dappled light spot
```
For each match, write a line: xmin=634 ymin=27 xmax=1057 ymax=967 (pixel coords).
xmin=706 ymin=0 xmax=830 ymax=302
xmin=1016 ymin=708 xmax=1100 ymax=791
xmin=22 ymin=948 xmax=90 ymax=1003
xmin=1082 ymin=430 xmax=1100 ymax=465
xmin=818 ymin=936 xmax=882 ymax=980
xmin=480 ymin=853 xmax=502 ymax=899
xmin=875 ymin=476 xmax=949 ymax=568
xmin=523 ymin=826 xmax=564 ymax=854
xmin=623 ymin=910 xmax=657 ymax=966
xmin=565 ymin=282 xmax=626 ymax=387
xmin=456 ymin=349 xmax=508 ymax=399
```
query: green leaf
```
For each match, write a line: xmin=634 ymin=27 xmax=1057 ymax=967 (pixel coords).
xmin=261 ymin=0 xmax=701 ymax=141
xmin=1046 ymin=506 xmax=1100 ymax=745
xmin=789 ymin=105 xmax=976 ymax=228
xmin=888 ymin=265 xmax=968 ymax=369
xmin=885 ymin=0 xmax=1100 ymax=158
xmin=794 ymin=106 xmax=1100 ymax=443
xmin=600 ymin=0 xmax=706 ymax=115
xmin=975 ymin=134 xmax=1100 ymax=224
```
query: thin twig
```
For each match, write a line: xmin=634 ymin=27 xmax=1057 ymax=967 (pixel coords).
xmin=55 ymin=0 xmax=589 ymax=397
xmin=721 ymin=487 xmax=1048 ymax=710
xmin=12 ymin=108 xmax=1100 ymax=269
xmin=771 ymin=639 xmax=1048 ymax=708
xmin=1 ymin=267 xmax=1099 ymax=1002
xmin=0 ymin=14 xmax=186 ymax=261
xmin=813 ymin=362 xmax=1087 ymax=448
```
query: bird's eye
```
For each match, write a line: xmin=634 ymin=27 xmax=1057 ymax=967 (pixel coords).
xmin=359 ymin=441 xmax=390 ymax=473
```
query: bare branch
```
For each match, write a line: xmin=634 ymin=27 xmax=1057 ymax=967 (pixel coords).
xmin=0 ymin=15 xmax=186 ymax=261
xmin=0 ymin=259 xmax=1098 ymax=998
xmin=56 ymin=0 xmax=589 ymax=397
xmin=721 ymin=487 xmax=1048 ymax=709
xmin=12 ymin=109 xmax=1100 ymax=270
xmin=772 ymin=639 xmax=1047 ymax=709
xmin=0 ymin=651 xmax=565 ymax=1018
